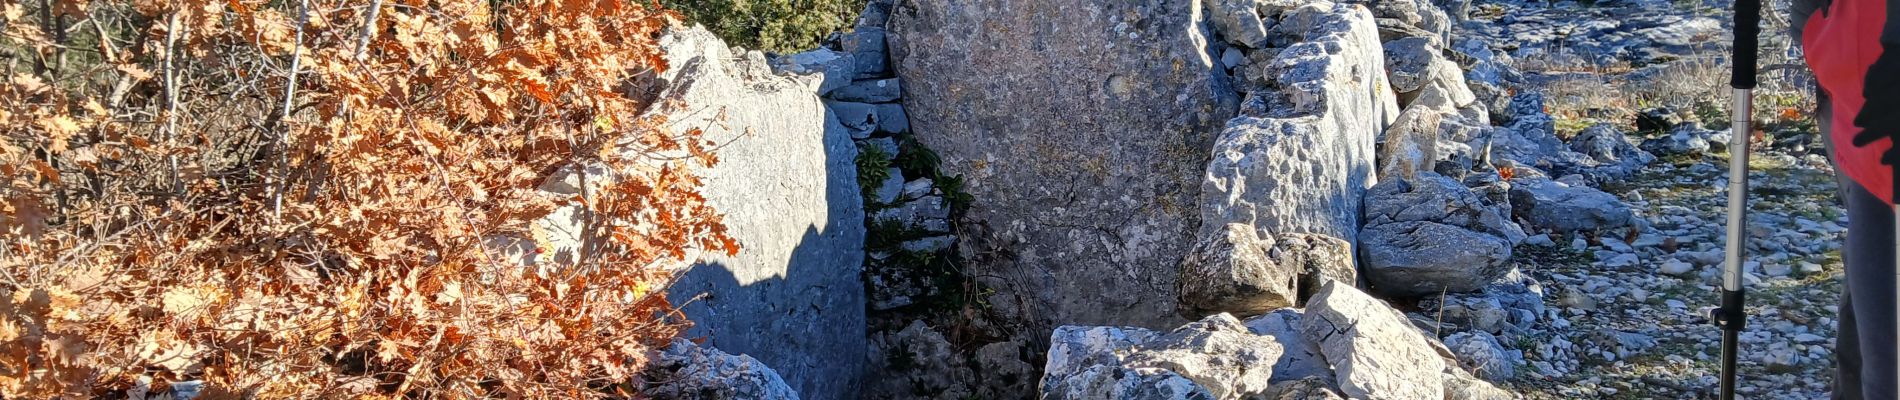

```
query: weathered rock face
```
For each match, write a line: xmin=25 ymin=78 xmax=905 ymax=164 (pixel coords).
xmin=1359 ymin=175 xmax=1525 ymax=297
xmin=1204 ymin=3 xmax=1393 ymax=246
xmin=651 ymin=26 xmax=866 ymax=399
xmin=1041 ymin=314 xmax=1286 ymax=400
xmin=1508 ymin=178 xmax=1641 ymax=233
xmin=864 ymin=321 xmax=1040 ymax=400
xmin=640 ymin=340 xmax=803 ymax=400
xmin=1121 ymin=315 xmax=1283 ymax=399
xmin=1044 ymin=366 xmax=1217 ymax=400
xmin=1177 ymin=224 xmax=1357 ymax=318
xmin=1178 ymin=224 xmax=1300 ymax=319
xmin=1241 ymin=309 xmax=1333 ymax=383
xmin=1260 ymin=377 xmax=1346 ymax=400
xmin=1381 ymin=102 xmax=1445 ymax=181
xmin=1444 ymin=331 xmax=1518 ymax=381
xmin=889 ymin=0 xmax=1240 ymax=329
xmin=1301 ymin=282 xmax=1447 ymax=400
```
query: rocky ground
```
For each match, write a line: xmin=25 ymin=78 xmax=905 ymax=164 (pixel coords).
xmin=1498 ymin=149 xmax=1842 ymax=399
xmin=1447 ymin=0 xmax=1844 ymax=397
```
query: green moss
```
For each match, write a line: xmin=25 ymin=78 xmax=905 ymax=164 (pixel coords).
xmin=662 ymin=0 xmax=869 ymax=52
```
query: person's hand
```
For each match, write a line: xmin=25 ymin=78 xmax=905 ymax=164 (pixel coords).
xmin=1851 ymin=47 xmax=1900 ymax=167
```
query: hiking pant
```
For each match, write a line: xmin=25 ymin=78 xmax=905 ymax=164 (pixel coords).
xmin=1824 ymin=101 xmax=1898 ymax=400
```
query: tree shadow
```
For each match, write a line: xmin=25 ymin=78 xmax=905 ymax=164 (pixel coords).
xmin=663 ymin=95 xmax=866 ymax=399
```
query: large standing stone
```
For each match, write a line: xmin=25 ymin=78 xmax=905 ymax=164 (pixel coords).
xmin=889 ymin=0 xmax=1240 ymax=330
xmin=651 ymin=26 xmax=865 ymax=399
xmin=1300 ymin=282 xmax=1447 ymax=400
xmin=1358 ymin=175 xmax=1525 ymax=297
xmin=1204 ymin=3 xmax=1395 ymax=247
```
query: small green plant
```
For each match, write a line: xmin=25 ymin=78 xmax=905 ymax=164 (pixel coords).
xmin=1694 ymin=98 xmax=1731 ymax=130
xmin=858 ymin=143 xmax=894 ymax=204
xmin=934 ymin=174 xmax=976 ymax=214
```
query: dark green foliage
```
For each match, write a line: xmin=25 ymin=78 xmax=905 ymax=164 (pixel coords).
xmin=662 ymin=0 xmax=869 ymax=52
xmin=858 ymin=142 xmax=893 ymax=206
xmin=1694 ymin=98 xmax=1731 ymax=130
xmin=893 ymin=136 xmax=941 ymax=175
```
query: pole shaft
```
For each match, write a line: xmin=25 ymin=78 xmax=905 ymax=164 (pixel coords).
xmin=1717 ymin=89 xmax=1753 ymax=400
xmin=1724 ymin=89 xmax=1752 ymax=293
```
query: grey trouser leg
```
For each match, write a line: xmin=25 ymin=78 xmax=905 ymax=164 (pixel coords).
xmin=1827 ymin=103 xmax=1898 ymax=400
xmin=1836 ymin=174 xmax=1897 ymax=400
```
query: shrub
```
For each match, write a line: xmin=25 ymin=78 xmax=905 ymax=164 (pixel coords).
xmin=0 ymin=0 xmax=732 ymax=398
xmin=662 ymin=0 xmax=869 ymax=52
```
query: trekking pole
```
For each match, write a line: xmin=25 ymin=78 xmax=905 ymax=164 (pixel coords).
xmin=1714 ymin=0 xmax=1759 ymax=395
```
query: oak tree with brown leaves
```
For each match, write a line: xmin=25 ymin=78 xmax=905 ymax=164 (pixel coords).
xmin=0 ymin=0 xmax=733 ymax=397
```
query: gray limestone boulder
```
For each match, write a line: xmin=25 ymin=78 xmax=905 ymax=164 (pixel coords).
xmin=1356 ymin=0 xmax=1452 ymax=40
xmin=1443 ymin=366 xmax=1514 ymax=400
xmin=1178 ymin=224 xmax=1300 ymax=319
xmin=1260 ymin=377 xmax=1346 ymax=400
xmin=1241 ymin=309 xmax=1333 ymax=383
xmin=1042 ymin=314 xmax=1285 ymax=400
xmin=1444 ymin=331 xmax=1518 ymax=381
xmin=771 ymin=48 xmax=856 ymax=96
xmin=1421 ymin=268 xmax=1546 ymax=335
xmin=830 ymin=78 xmax=902 ymax=103
xmin=1561 ymin=124 xmax=1656 ymax=181
xmin=648 ymin=26 xmax=865 ymax=399
xmin=1508 ymin=178 xmax=1641 ymax=233
xmin=890 ymin=0 xmax=1241 ymax=330
xmin=1381 ymin=104 xmax=1445 ymax=182
xmin=1301 ymin=282 xmax=1447 ymax=400
xmin=1204 ymin=3 xmax=1394 ymax=246
xmin=843 ymin=28 xmax=889 ymax=79
xmin=1209 ymin=0 xmax=1273 ymax=47
xmin=1382 ymin=37 xmax=1439 ymax=95
xmin=641 ymin=340 xmax=802 ymax=400
xmin=1044 ymin=366 xmax=1217 ymax=400
xmin=1043 ymin=325 xmax=1163 ymax=390
xmin=1358 ymin=175 xmax=1525 ymax=296
xmin=1641 ymin=123 xmax=1718 ymax=157
xmin=1121 ymin=314 xmax=1284 ymax=399
xmin=1177 ymin=224 xmax=1357 ymax=318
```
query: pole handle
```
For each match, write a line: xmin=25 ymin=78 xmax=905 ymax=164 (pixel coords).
xmin=1731 ymin=0 xmax=1761 ymax=89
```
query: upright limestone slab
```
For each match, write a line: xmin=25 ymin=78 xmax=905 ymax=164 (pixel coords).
xmin=888 ymin=0 xmax=1240 ymax=329
xmin=1202 ymin=3 xmax=1395 ymax=245
xmin=654 ymin=26 xmax=867 ymax=399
